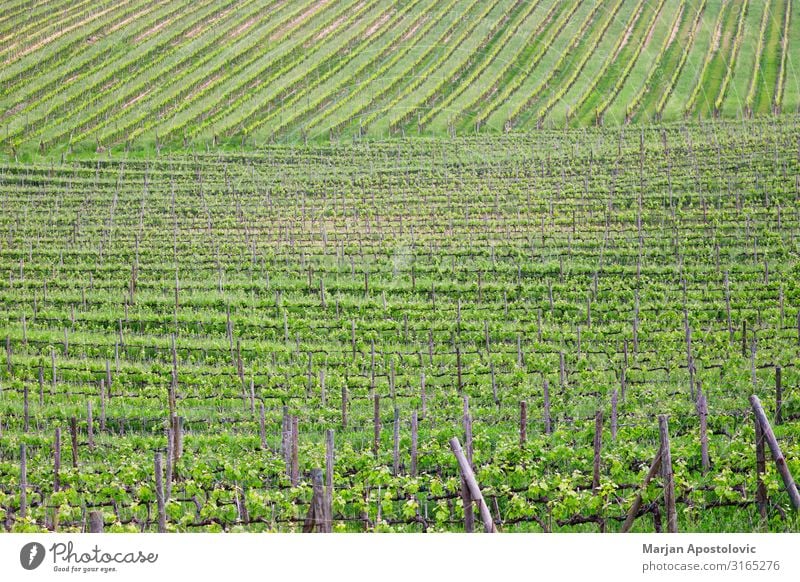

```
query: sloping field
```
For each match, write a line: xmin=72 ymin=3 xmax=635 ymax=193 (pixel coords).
xmin=0 ymin=0 xmax=797 ymax=153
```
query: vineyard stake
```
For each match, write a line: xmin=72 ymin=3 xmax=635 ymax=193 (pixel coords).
xmin=659 ymin=415 xmax=678 ymax=532
xmin=291 ymin=416 xmax=299 ymax=487
xmin=611 ymin=389 xmax=618 ymax=442
xmin=70 ymin=416 xmax=78 ymax=468
xmin=20 ymin=443 xmax=27 ymax=519
xmin=154 ymin=452 xmax=166 ymax=533
xmin=749 ymin=395 xmax=800 ymax=509
xmin=373 ymin=395 xmax=380 ymax=457
xmin=697 ymin=394 xmax=710 ymax=473
xmin=755 ymin=415 xmax=768 ymax=520
xmin=54 ymin=427 xmax=61 ymax=492
xmin=621 ymin=451 xmax=662 ymax=533
xmin=519 ymin=401 xmax=527 ymax=447
xmin=449 ymin=438 xmax=497 ymax=533
xmin=411 ymin=410 xmax=418 ymax=478
xmin=89 ymin=511 xmax=104 ymax=533
xmin=303 ymin=469 xmax=330 ymax=533
xmin=341 ymin=383 xmax=348 ymax=428
xmin=326 ymin=429 xmax=334 ymax=529
xmin=775 ymin=366 xmax=782 ymax=425
xmin=259 ymin=402 xmax=267 ymax=450
xmin=543 ymin=379 xmax=551 ymax=435
xmin=593 ymin=411 xmax=603 ymax=493
xmin=87 ymin=401 xmax=94 ymax=450
xmin=393 ymin=407 xmax=400 ymax=476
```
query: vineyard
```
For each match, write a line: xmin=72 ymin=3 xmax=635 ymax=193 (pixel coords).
xmin=1 ymin=0 xmax=800 ymax=153
xmin=0 ymin=119 xmax=799 ymax=532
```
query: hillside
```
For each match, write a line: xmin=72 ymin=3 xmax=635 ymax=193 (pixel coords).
xmin=1 ymin=0 xmax=798 ymax=154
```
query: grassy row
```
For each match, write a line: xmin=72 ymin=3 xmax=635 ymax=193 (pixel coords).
xmin=622 ymin=0 xmax=687 ymax=123
xmin=532 ymin=0 xmax=630 ymax=127
xmin=653 ymin=0 xmax=708 ymax=119
xmin=501 ymin=1 xmax=603 ymax=129
xmin=3 ymin=0 xmax=241 ymax=149
xmin=577 ymin=0 xmax=668 ymax=125
xmin=416 ymin=0 xmax=546 ymax=130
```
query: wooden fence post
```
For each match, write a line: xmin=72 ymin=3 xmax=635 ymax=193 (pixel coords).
xmin=449 ymin=438 xmax=498 ymax=533
xmin=519 ymin=401 xmax=527 ymax=446
xmin=750 ymin=395 xmax=800 ymax=509
xmin=659 ymin=415 xmax=678 ymax=532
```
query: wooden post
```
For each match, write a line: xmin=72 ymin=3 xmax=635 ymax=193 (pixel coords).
xmin=165 ymin=429 xmax=173 ymax=501
xmin=420 ymin=373 xmax=426 ymax=418
xmin=89 ymin=511 xmax=104 ymax=533
xmin=393 ymin=407 xmax=400 ymax=476
xmin=456 ymin=346 xmax=463 ymax=393
xmin=449 ymin=438 xmax=498 ymax=533
xmin=750 ymin=395 xmax=800 ymax=509
xmin=519 ymin=401 xmax=527 ymax=446
xmin=325 ymin=429 xmax=334 ymax=530
xmin=659 ymin=415 xmax=678 ymax=532
xmin=543 ymin=379 xmax=551 ymax=434
xmin=373 ymin=395 xmax=380 ymax=457
xmin=291 ymin=416 xmax=299 ymax=487
xmin=621 ymin=452 xmax=662 ymax=533
xmin=611 ymin=389 xmax=618 ymax=442
xmin=462 ymin=396 xmax=473 ymax=464
xmin=491 ymin=363 xmax=497 ymax=405
xmin=100 ymin=379 xmax=106 ymax=432
xmin=341 ymin=384 xmax=347 ymax=428
xmin=303 ymin=469 xmax=330 ymax=532
xmin=54 ymin=427 xmax=61 ymax=492
xmin=23 ymin=384 xmax=29 ymax=432
xmin=87 ymin=401 xmax=94 ymax=450
xmin=775 ymin=366 xmax=782 ymax=425
xmin=319 ymin=369 xmax=326 ymax=407
xmin=593 ymin=411 xmax=603 ymax=493
xmin=696 ymin=394 xmax=710 ymax=473
xmin=741 ymin=319 xmax=747 ymax=357
xmin=282 ymin=406 xmax=290 ymax=471
xmin=70 ymin=416 xmax=78 ymax=468
xmin=259 ymin=401 xmax=267 ymax=450
xmin=755 ymin=414 xmax=768 ymax=519
xmin=20 ymin=443 xmax=27 ymax=519
xmin=411 ymin=410 xmax=418 ymax=477
xmin=154 ymin=452 xmax=166 ymax=532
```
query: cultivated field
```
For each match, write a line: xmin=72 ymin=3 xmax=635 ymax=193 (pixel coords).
xmin=0 ymin=0 xmax=799 ymax=154
xmin=1 ymin=121 xmax=800 ymax=532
